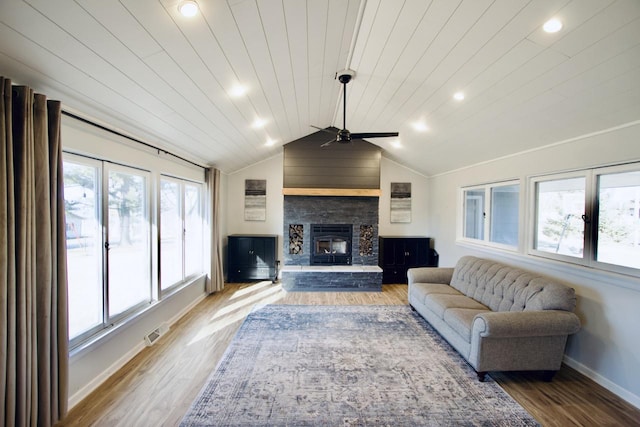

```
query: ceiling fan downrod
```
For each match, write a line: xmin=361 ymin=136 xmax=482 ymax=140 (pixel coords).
xmin=338 ymin=72 xmax=353 ymax=143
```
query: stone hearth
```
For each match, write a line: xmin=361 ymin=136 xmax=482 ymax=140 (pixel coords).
xmin=281 ymin=265 xmax=382 ymax=292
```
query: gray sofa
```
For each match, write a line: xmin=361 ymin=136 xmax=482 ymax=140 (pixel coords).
xmin=408 ymin=255 xmax=581 ymax=381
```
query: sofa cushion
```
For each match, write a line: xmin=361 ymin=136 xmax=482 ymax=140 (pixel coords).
xmin=444 ymin=308 xmax=490 ymax=343
xmin=409 ymin=283 xmax=460 ymax=305
xmin=423 ymin=293 xmax=488 ymax=319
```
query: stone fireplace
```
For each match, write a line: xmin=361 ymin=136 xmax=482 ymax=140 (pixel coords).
xmin=280 ymin=133 xmax=383 ymax=291
xmin=281 ymin=195 xmax=382 ymax=291
xmin=282 ymin=196 xmax=379 ymax=266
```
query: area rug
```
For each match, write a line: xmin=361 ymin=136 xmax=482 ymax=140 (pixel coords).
xmin=181 ymin=305 xmax=539 ymax=426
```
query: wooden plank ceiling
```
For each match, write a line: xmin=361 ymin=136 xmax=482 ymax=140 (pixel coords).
xmin=1 ymin=0 xmax=639 ymax=175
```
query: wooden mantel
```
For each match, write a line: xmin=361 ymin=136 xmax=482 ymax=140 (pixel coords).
xmin=282 ymin=188 xmax=381 ymax=197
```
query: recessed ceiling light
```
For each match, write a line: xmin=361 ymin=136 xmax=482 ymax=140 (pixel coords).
xmin=178 ymin=1 xmax=199 ymax=17
xmin=453 ymin=91 xmax=465 ymax=101
xmin=252 ymin=118 xmax=267 ymax=128
xmin=228 ymin=84 xmax=247 ymax=97
xmin=265 ymin=138 xmax=276 ymax=146
xmin=391 ymin=139 xmax=402 ymax=149
xmin=543 ymin=18 xmax=563 ymax=33
xmin=412 ymin=121 xmax=429 ymax=132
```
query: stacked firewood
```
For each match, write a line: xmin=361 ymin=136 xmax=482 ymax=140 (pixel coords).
xmin=359 ymin=225 xmax=374 ymax=256
xmin=289 ymin=224 xmax=304 ymax=254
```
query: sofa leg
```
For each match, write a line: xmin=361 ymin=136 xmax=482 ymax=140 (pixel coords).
xmin=477 ymin=371 xmax=487 ymax=382
xmin=541 ymin=370 xmax=557 ymax=382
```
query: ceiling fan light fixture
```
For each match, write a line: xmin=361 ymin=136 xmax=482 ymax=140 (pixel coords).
xmin=178 ymin=1 xmax=199 ymax=17
xmin=543 ymin=18 xmax=563 ymax=33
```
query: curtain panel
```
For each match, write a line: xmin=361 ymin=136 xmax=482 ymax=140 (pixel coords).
xmin=205 ymin=167 xmax=224 ymax=293
xmin=1 ymin=77 xmax=68 ymax=427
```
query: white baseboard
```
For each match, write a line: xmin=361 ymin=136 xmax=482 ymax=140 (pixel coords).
xmin=563 ymin=355 xmax=640 ymax=409
xmin=68 ymin=291 xmax=207 ymax=409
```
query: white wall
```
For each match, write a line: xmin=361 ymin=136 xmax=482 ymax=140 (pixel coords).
xmin=225 ymin=155 xmax=285 ymax=263
xmin=427 ymin=122 xmax=640 ymax=408
xmin=62 ymin=116 xmax=208 ymax=407
xmin=379 ymin=156 xmax=430 ymax=237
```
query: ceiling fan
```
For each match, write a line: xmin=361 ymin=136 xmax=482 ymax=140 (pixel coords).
xmin=313 ymin=70 xmax=399 ymax=147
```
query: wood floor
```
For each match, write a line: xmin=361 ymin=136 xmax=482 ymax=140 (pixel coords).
xmin=58 ymin=283 xmax=640 ymax=427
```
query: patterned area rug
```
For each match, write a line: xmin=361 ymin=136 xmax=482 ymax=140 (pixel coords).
xmin=181 ymin=305 xmax=539 ymax=426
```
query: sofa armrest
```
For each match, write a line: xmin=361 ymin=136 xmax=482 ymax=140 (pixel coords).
xmin=472 ymin=310 xmax=581 ymax=338
xmin=408 ymin=267 xmax=454 ymax=285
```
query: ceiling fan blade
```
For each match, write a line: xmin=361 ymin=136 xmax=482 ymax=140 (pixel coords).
xmin=350 ymin=132 xmax=399 ymax=139
xmin=320 ymin=139 xmax=335 ymax=148
xmin=310 ymin=125 xmax=336 ymax=135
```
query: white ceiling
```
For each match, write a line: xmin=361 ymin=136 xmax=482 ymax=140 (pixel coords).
xmin=1 ymin=0 xmax=639 ymax=175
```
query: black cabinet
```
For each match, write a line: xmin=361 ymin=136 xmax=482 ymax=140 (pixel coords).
xmin=227 ymin=235 xmax=278 ymax=283
xmin=378 ymin=236 xmax=438 ymax=284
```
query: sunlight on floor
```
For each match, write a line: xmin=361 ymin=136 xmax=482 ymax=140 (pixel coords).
xmin=210 ymin=283 xmax=284 ymax=321
xmin=228 ymin=280 xmax=273 ymax=300
xmin=187 ymin=283 xmax=285 ymax=346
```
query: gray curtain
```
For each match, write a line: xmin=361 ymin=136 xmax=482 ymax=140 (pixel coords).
xmin=1 ymin=77 xmax=68 ymax=426
xmin=205 ymin=167 xmax=224 ymax=293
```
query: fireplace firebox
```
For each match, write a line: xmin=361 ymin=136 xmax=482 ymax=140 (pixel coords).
xmin=310 ymin=224 xmax=352 ymax=265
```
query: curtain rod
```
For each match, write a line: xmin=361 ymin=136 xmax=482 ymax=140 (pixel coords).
xmin=61 ymin=110 xmax=206 ymax=169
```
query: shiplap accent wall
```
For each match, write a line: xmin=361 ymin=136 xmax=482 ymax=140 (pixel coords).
xmin=283 ymin=130 xmax=381 ymax=189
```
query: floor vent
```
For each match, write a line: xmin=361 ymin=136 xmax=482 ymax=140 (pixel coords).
xmin=144 ymin=323 xmax=169 ymax=346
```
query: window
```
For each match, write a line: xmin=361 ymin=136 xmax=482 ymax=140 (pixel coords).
xmin=160 ymin=177 xmax=204 ymax=291
xmin=463 ymin=189 xmax=485 ymax=240
xmin=531 ymin=163 xmax=640 ymax=275
xmin=184 ymin=183 xmax=204 ymax=276
xmin=64 ymin=156 xmax=103 ymax=340
xmin=461 ymin=181 xmax=519 ymax=249
xmin=596 ymin=169 xmax=640 ymax=270
xmin=160 ymin=179 xmax=183 ymax=288
xmin=107 ymin=166 xmax=151 ymax=317
xmin=490 ymin=185 xmax=519 ymax=246
xmin=533 ymin=176 xmax=586 ymax=258
xmin=64 ymin=154 xmax=152 ymax=344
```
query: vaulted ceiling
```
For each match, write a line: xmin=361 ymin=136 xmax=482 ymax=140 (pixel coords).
xmin=1 ymin=0 xmax=639 ymax=175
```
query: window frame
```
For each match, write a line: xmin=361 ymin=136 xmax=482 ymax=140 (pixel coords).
xmin=458 ymin=179 xmax=521 ymax=252
xmin=104 ymin=162 xmax=153 ymax=324
xmin=64 ymin=153 xmax=154 ymax=348
xmin=592 ymin=163 xmax=640 ymax=276
xmin=528 ymin=162 xmax=640 ymax=278
xmin=528 ymin=170 xmax=592 ymax=266
xmin=64 ymin=153 xmax=106 ymax=347
xmin=159 ymin=174 xmax=204 ymax=295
